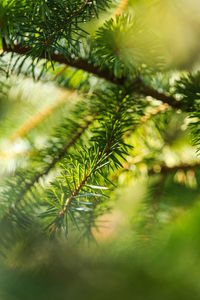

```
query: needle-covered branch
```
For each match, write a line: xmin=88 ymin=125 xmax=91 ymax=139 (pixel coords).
xmin=2 ymin=42 xmax=181 ymax=110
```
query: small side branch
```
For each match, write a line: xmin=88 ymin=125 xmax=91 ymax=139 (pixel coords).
xmin=136 ymin=80 xmax=183 ymax=110
xmin=149 ymin=162 xmax=200 ymax=176
xmin=119 ymin=161 xmax=200 ymax=178
xmin=124 ymin=103 xmax=170 ymax=138
xmin=8 ymin=90 xmax=76 ymax=143
xmin=42 ymin=0 xmax=91 ymax=47
xmin=17 ymin=116 xmax=95 ymax=202
xmin=114 ymin=0 xmax=129 ymax=16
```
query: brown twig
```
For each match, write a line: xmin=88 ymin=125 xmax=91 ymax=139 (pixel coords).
xmin=52 ymin=65 xmax=68 ymax=81
xmin=117 ymin=161 xmax=200 ymax=180
xmin=114 ymin=0 xmax=129 ymax=16
xmin=8 ymin=90 xmax=76 ymax=143
xmin=136 ymin=80 xmax=183 ymax=110
xmin=124 ymin=103 xmax=170 ymax=138
xmin=3 ymin=42 xmax=122 ymax=83
xmin=42 ymin=0 xmax=91 ymax=47
xmin=2 ymin=42 xmax=183 ymax=110
xmin=148 ymin=162 xmax=200 ymax=176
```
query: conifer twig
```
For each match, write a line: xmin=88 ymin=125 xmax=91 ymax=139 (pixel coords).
xmin=15 ymin=116 xmax=96 ymax=203
xmin=114 ymin=0 xmax=129 ymax=16
xmin=124 ymin=103 xmax=170 ymax=138
xmin=42 ymin=0 xmax=91 ymax=47
xmin=49 ymin=94 xmax=128 ymax=233
xmin=50 ymin=167 xmax=91 ymax=233
xmin=8 ymin=90 xmax=76 ymax=143
xmin=52 ymin=66 xmax=68 ymax=81
xmin=117 ymin=161 xmax=200 ymax=179
xmin=2 ymin=43 xmax=182 ymax=110
xmin=49 ymin=138 xmax=108 ymax=233
xmin=148 ymin=162 xmax=200 ymax=176
xmin=135 ymin=79 xmax=183 ymax=110
xmin=2 ymin=42 xmax=119 ymax=82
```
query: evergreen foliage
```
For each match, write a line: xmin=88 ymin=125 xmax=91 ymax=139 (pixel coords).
xmin=0 ymin=0 xmax=200 ymax=298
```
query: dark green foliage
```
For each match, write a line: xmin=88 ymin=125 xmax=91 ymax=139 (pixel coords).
xmin=1 ymin=0 xmax=111 ymax=59
xmin=174 ymin=72 xmax=200 ymax=150
xmin=175 ymin=71 xmax=200 ymax=111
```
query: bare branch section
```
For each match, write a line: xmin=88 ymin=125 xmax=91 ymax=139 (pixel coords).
xmin=9 ymin=90 xmax=77 ymax=143
xmin=2 ymin=43 xmax=182 ymax=110
xmin=148 ymin=162 xmax=200 ymax=176
xmin=124 ymin=103 xmax=170 ymax=139
xmin=119 ymin=161 xmax=200 ymax=178
xmin=114 ymin=0 xmax=129 ymax=16
xmin=136 ymin=80 xmax=182 ymax=110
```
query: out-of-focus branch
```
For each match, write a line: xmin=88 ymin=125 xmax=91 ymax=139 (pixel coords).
xmin=9 ymin=90 xmax=77 ymax=143
xmin=148 ymin=162 xmax=200 ymax=176
xmin=118 ymin=161 xmax=200 ymax=179
xmin=114 ymin=0 xmax=129 ymax=16
xmin=124 ymin=103 xmax=170 ymax=138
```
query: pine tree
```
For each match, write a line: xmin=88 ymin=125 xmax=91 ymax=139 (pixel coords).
xmin=0 ymin=1 xmax=200 ymax=298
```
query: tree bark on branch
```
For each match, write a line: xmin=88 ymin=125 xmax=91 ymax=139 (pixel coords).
xmin=2 ymin=41 xmax=184 ymax=110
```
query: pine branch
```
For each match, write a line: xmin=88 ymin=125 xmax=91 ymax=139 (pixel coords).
xmin=48 ymin=126 xmax=114 ymax=234
xmin=18 ymin=116 xmax=95 ymax=201
xmin=114 ymin=0 xmax=129 ymax=16
xmin=135 ymin=79 xmax=184 ymax=110
xmin=2 ymin=42 xmax=118 ymax=82
xmin=2 ymin=43 xmax=182 ymax=110
xmin=0 ymin=108 xmax=96 ymax=230
xmin=49 ymin=167 xmax=91 ymax=233
xmin=117 ymin=161 xmax=200 ymax=179
xmin=46 ymin=89 xmax=136 ymax=235
xmin=124 ymin=103 xmax=170 ymax=138
xmin=148 ymin=162 xmax=200 ymax=176
xmin=52 ymin=65 xmax=68 ymax=81
xmin=42 ymin=0 xmax=91 ymax=47
xmin=8 ymin=90 xmax=76 ymax=143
